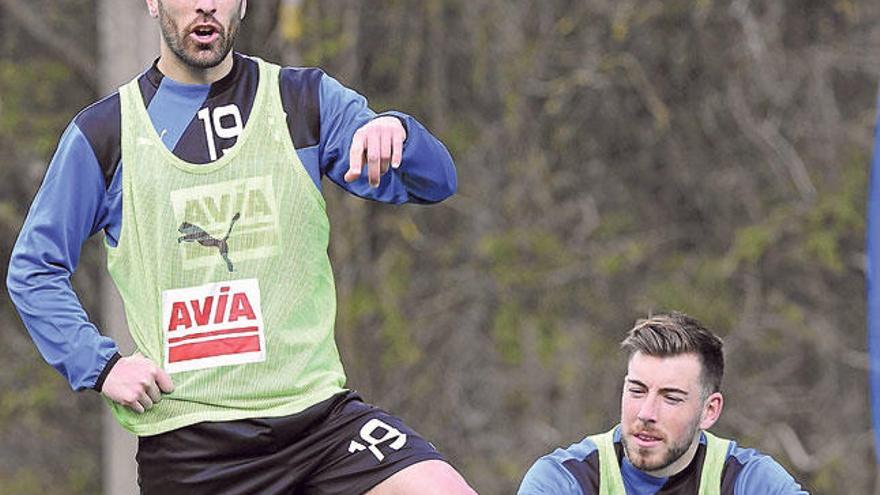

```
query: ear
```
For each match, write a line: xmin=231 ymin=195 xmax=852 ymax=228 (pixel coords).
xmin=145 ymin=0 xmax=159 ymax=18
xmin=698 ymin=392 xmax=723 ymax=430
xmin=240 ymin=0 xmax=247 ymax=19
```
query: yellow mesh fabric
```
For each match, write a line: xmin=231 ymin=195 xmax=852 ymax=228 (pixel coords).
xmin=108 ymin=58 xmax=345 ymax=435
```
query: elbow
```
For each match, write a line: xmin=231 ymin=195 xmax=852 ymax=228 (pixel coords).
xmin=434 ymin=170 xmax=457 ymax=203
xmin=434 ymin=143 xmax=458 ymax=201
xmin=408 ymin=173 xmax=456 ymax=204
xmin=5 ymin=245 xmax=44 ymax=307
xmin=6 ymin=255 xmax=25 ymax=307
xmin=433 ymin=158 xmax=457 ymax=203
xmin=416 ymin=155 xmax=457 ymax=204
xmin=446 ymin=163 xmax=458 ymax=197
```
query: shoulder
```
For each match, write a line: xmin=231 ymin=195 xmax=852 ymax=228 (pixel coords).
xmin=724 ymin=442 xmax=807 ymax=494
xmin=246 ymin=54 xmax=326 ymax=89
xmin=518 ymin=436 xmax=601 ymax=495
xmin=279 ymin=65 xmax=326 ymax=89
xmin=275 ymin=64 xmax=325 ymax=149
xmin=72 ymin=68 xmax=155 ymax=148
xmin=269 ymin=56 xmax=325 ymax=102
xmin=277 ymin=65 xmax=325 ymax=117
xmin=74 ymin=90 xmax=120 ymax=131
xmin=69 ymin=91 xmax=122 ymax=187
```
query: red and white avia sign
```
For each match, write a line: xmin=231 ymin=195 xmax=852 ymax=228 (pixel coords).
xmin=162 ymin=278 xmax=266 ymax=373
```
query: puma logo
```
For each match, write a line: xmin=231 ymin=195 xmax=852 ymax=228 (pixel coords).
xmin=177 ymin=212 xmax=241 ymax=272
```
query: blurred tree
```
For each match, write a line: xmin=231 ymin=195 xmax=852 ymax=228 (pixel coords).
xmin=0 ymin=2 xmax=102 ymax=494
xmin=96 ymin=3 xmax=156 ymax=493
xmin=289 ymin=1 xmax=880 ymax=493
xmin=2 ymin=0 xmax=880 ymax=494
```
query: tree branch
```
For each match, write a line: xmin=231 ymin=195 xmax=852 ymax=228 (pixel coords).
xmin=0 ymin=0 xmax=99 ymax=92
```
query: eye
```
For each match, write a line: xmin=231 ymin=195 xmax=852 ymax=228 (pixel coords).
xmin=664 ymin=395 xmax=684 ymax=405
xmin=627 ymin=388 xmax=646 ymax=397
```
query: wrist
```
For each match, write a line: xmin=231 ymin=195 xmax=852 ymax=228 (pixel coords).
xmin=93 ymin=352 xmax=122 ymax=392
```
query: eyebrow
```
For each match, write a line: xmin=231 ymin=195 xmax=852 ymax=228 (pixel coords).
xmin=625 ymin=378 xmax=689 ymax=396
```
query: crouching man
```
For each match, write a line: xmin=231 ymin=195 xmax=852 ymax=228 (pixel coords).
xmin=518 ymin=312 xmax=808 ymax=495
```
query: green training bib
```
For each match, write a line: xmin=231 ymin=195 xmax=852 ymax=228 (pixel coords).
xmin=107 ymin=57 xmax=346 ymax=436
xmin=589 ymin=427 xmax=731 ymax=495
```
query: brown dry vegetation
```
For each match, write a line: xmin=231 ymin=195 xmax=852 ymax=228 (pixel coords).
xmin=1 ymin=1 xmax=878 ymax=493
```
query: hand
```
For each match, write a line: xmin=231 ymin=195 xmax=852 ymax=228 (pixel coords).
xmin=101 ymin=353 xmax=174 ymax=414
xmin=344 ymin=116 xmax=407 ymax=188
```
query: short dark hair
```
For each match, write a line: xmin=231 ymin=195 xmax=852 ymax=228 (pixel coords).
xmin=620 ymin=312 xmax=724 ymax=396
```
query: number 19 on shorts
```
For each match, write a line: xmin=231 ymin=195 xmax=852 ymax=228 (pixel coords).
xmin=348 ymin=419 xmax=408 ymax=463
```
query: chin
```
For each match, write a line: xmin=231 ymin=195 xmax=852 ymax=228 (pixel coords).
xmin=631 ymin=453 xmax=661 ymax=470
xmin=636 ymin=457 xmax=667 ymax=471
xmin=180 ymin=49 xmax=226 ymax=69
xmin=625 ymin=443 xmax=669 ymax=472
xmin=193 ymin=55 xmax=225 ymax=68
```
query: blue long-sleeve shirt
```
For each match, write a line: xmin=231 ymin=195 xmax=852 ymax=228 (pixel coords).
xmin=7 ymin=53 xmax=456 ymax=392
xmin=517 ymin=427 xmax=809 ymax=495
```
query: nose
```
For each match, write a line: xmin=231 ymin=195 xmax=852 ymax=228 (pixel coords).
xmin=194 ymin=0 xmax=217 ymax=15
xmin=636 ymin=395 xmax=659 ymax=423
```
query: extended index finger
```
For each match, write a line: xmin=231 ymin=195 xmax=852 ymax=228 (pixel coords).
xmin=345 ymin=131 xmax=366 ymax=183
xmin=367 ymin=131 xmax=381 ymax=187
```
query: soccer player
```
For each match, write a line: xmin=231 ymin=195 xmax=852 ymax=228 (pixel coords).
xmin=7 ymin=1 xmax=475 ymax=493
xmin=517 ymin=313 xmax=808 ymax=494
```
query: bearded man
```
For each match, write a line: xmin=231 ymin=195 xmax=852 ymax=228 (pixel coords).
xmin=517 ymin=313 xmax=808 ymax=495
xmin=8 ymin=1 xmax=474 ymax=494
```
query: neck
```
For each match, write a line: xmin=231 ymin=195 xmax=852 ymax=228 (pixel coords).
xmin=156 ymin=47 xmax=234 ymax=85
xmin=642 ymin=432 xmax=701 ymax=479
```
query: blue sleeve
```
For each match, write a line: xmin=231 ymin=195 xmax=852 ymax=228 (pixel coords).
xmin=734 ymin=455 xmax=809 ymax=495
xmin=7 ymin=122 xmax=120 ymax=391
xmin=317 ymin=74 xmax=456 ymax=204
xmin=518 ymin=457 xmax=583 ymax=495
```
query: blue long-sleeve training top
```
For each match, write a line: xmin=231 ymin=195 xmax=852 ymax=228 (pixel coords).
xmin=7 ymin=53 xmax=456 ymax=392
xmin=517 ymin=427 xmax=809 ymax=495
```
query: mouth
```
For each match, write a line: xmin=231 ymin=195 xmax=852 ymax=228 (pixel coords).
xmin=632 ymin=430 xmax=664 ymax=448
xmin=190 ymin=23 xmax=221 ymax=44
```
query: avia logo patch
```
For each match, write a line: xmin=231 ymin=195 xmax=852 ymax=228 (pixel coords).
xmin=162 ymin=279 xmax=266 ymax=373
xmin=177 ymin=212 xmax=241 ymax=272
xmin=170 ymin=176 xmax=279 ymax=271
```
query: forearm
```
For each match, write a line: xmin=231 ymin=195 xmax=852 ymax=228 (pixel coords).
xmin=379 ymin=111 xmax=457 ymax=204
xmin=316 ymin=74 xmax=456 ymax=204
xmin=8 ymin=242 xmax=121 ymax=391
xmin=7 ymin=122 xmax=121 ymax=391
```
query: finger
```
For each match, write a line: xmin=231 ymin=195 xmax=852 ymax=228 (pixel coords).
xmin=367 ymin=131 xmax=381 ymax=187
xmin=156 ymin=368 xmax=175 ymax=394
xmin=139 ymin=391 xmax=154 ymax=410
xmin=345 ymin=131 xmax=366 ymax=183
xmin=145 ymin=380 xmax=162 ymax=404
xmin=144 ymin=392 xmax=155 ymax=410
xmin=391 ymin=130 xmax=404 ymax=169
xmin=380 ymin=130 xmax=392 ymax=175
xmin=129 ymin=399 xmax=146 ymax=414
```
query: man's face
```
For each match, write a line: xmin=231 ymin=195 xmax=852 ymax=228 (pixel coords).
xmin=620 ymin=352 xmax=720 ymax=473
xmin=154 ymin=0 xmax=245 ymax=69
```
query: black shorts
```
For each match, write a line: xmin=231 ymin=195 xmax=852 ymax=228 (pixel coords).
xmin=136 ymin=391 xmax=445 ymax=495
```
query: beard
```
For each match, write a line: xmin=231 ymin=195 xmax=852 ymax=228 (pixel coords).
xmin=157 ymin=1 xmax=241 ymax=69
xmin=621 ymin=418 xmax=701 ymax=472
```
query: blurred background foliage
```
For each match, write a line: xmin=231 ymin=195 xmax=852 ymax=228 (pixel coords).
xmin=2 ymin=0 xmax=879 ymax=493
